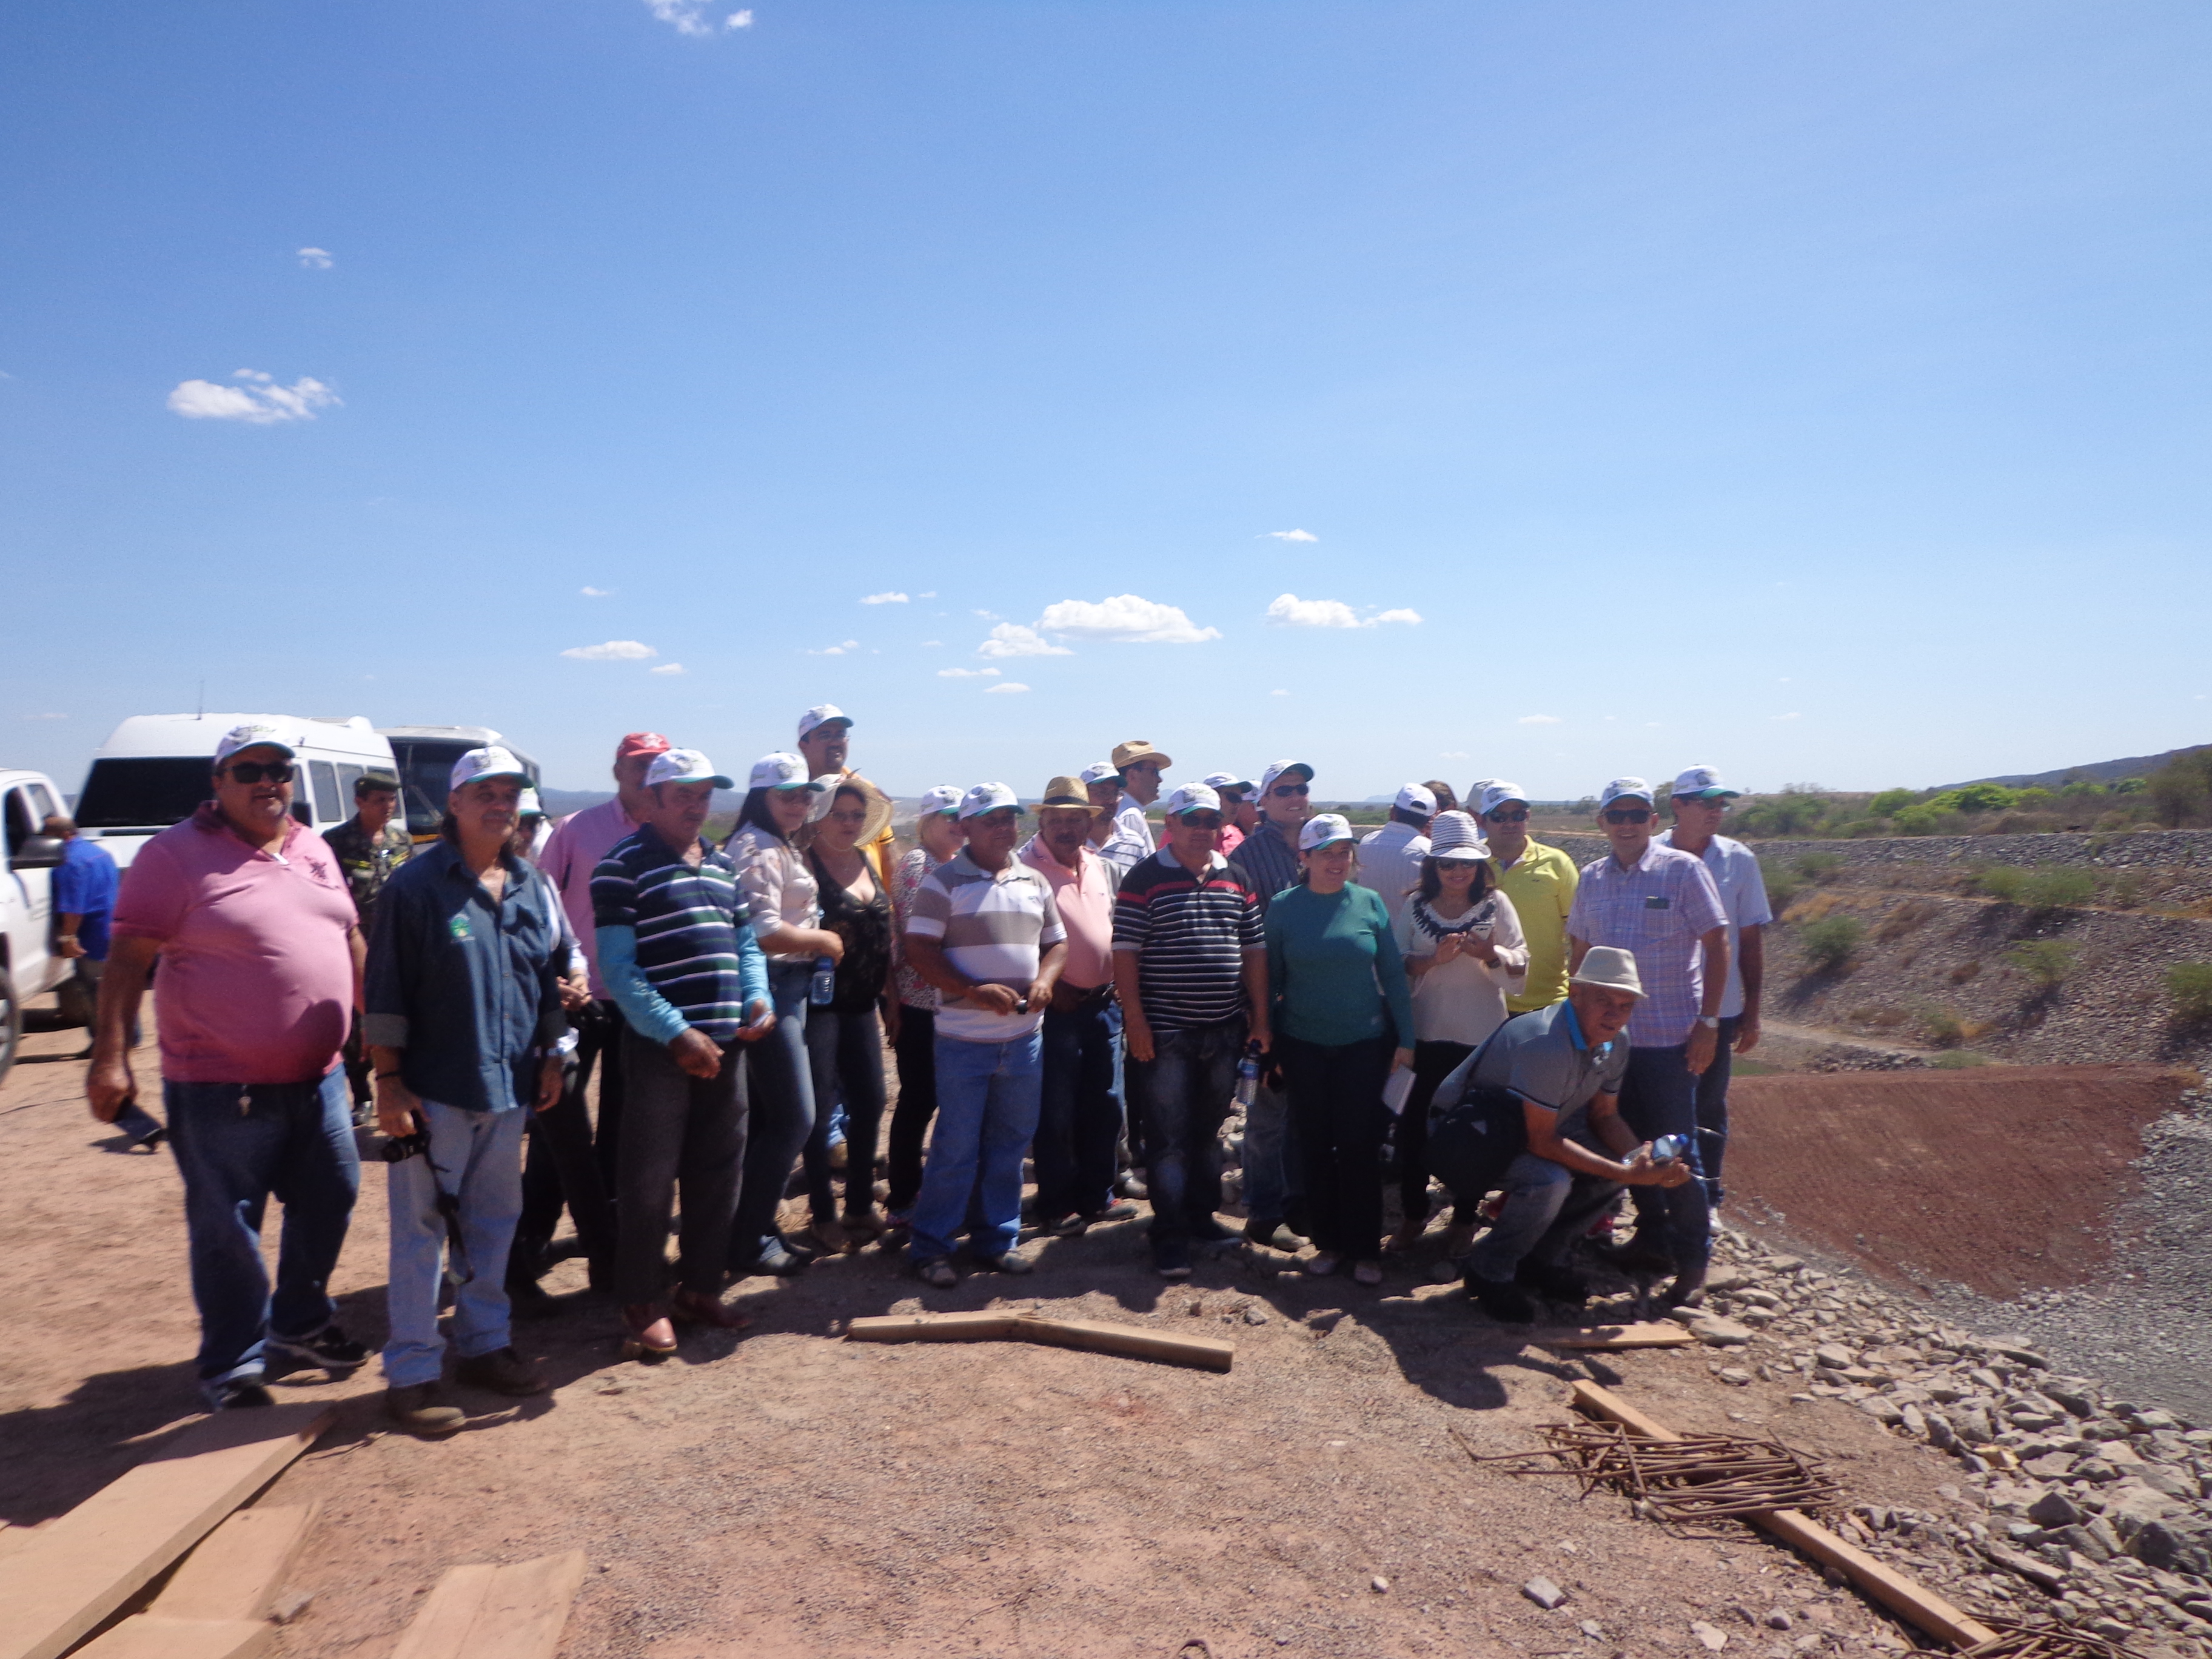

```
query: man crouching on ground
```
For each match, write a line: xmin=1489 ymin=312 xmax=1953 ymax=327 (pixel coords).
xmin=1428 ymin=947 xmax=1694 ymax=1324
xmin=366 ymin=746 xmax=568 ymax=1435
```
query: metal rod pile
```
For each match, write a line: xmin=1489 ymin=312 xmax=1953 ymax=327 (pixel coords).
xmin=1959 ymin=1618 xmax=2147 ymax=1659
xmin=1464 ymin=1421 xmax=1842 ymax=1529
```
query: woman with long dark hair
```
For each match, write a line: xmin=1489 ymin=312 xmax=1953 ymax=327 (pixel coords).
xmin=1387 ymin=809 xmax=1527 ymax=1255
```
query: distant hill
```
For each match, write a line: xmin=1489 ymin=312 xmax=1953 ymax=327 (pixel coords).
xmin=537 ymin=787 xmax=743 ymax=817
xmin=1942 ymin=743 xmax=2207 ymax=791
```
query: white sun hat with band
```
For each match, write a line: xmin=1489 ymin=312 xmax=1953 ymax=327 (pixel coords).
xmin=1569 ymin=945 xmax=1644 ymax=998
xmin=1426 ymin=811 xmax=1489 ymax=862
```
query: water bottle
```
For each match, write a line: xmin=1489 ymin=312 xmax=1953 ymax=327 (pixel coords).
xmin=1650 ymin=1133 xmax=1685 ymax=1165
xmin=1235 ymin=1042 xmax=1262 ymax=1109
xmin=809 ymin=955 xmax=836 ymax=1007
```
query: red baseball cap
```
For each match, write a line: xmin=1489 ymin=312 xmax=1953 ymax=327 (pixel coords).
xmin=616 ymin=731 xmax=672 ymax=761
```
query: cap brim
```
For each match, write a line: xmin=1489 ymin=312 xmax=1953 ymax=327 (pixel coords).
xmin=664 ymin=773 xmax=734 ymax=790
xmin=1674 ymin=787 xmax=1741 ymax=800
xmin=457 ymin=768 xmax=531 ymax=787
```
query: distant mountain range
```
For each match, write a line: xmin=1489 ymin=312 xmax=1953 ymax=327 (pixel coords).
xmin=1942 ymin=744 xmax=2207 ymax=791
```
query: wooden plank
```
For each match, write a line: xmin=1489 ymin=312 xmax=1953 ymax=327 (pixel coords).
xmin=846 ymin=1312 xmax=1017 ymax=1344
xmin=0 ymin=1403 xmax=333 ymax=1659
xmin=1541 ymin=1323 xmax=1696 ymax=1351
xmin=390 ymin=1553 xmax=586 ymax=1659
xmin=1567 ymin=1381 xmax=1999 ymax=1649
xmin=1016 ymin=1316 xmax=1236 ymax=1373
xmin=68 ymin=1616 xmax=273 ymax=1659
xmin=151 ymin=1502 xmax=321 ymax=1621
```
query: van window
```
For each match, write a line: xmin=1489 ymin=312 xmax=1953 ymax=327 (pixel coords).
xmin=26 ymin=783 xmax=61 ymax=826
xmin=74 ymin=758 xmax=213 ymax=830
xmin=387 ymin=739 xmax=474 ymax=838
xmin=4 ymin=788 xmax=32 ymax=856
xmin=310 ymin=760 xmax=341 ymax=824
xmin=335 ymin=764 xmax=364 ymax=808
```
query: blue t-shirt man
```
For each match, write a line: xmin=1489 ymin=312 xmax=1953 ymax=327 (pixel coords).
xmin=54 ymin=833 xmax=120 ymax=961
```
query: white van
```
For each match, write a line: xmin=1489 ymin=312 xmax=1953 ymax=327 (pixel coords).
xmin=1 ymin=767 xmax=73 ymax=1083
xmin=73 ymin=714 xmax=397 ymax=870
xmin=376 ymin=726 xmax=541 ymax=841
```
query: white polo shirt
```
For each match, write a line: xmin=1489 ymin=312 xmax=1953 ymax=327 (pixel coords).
xmin=1657 ymin=830 xmax=1772 ymax=1019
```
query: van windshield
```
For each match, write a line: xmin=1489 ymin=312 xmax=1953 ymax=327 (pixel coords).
xmin=387 ymin=739 xmax=474 ymax=837
xmin=75 ymin=758 xmax=214 ymax=830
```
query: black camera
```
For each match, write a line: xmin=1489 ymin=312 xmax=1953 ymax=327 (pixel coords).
xmin=380 ymin=1129 xmax=429 ymax=1164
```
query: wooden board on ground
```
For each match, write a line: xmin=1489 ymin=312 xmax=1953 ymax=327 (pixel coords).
xmin=1538 ymin=1322 xmax=1695 ymax=1351
xmin=67 ymin=1616 xmax=273 ymax=1659
xmin=151 ymin=1502 xmax=322 ymax=1622
xmin=846 ymin=1312 xmax=1235 ymax=1372
xmin=1568 ymin=1381 xmax=1998 ymax=1650
xmin=0 ymin=1403 xmax=333 ymax=1659
xmin=390 ymin=1551 xmax=588 ymax=1659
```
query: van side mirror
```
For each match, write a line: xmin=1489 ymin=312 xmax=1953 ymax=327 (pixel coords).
xmin=11 ymin=836 xmax=67 ymax=870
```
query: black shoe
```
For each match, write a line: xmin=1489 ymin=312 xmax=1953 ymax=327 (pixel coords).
xmin=1191 ymin=1216 xmax=1239 ymax=1243
xmin=207 ymin=1376 xmax=275 ymax=1411
xmin=1466 ymin=1273 xmax=1538 ymax=1324
xmin=1594 ymin=1235 xmax=1677 ymax=1276
xmin=1153 ymin=1236 xmax=1193 ymax=1281
xmin=1242 ymin=1218 xmax=1309 ymax=1253
xmin=454 ymin=1346 xmax=549 ymax=1396
xmin=1515 ymin=1261 xmax=1591 ymax=1308
xmin=266 ymin=1324 xmax=369 ymax=1372
xmin=1660 ymin=1265 xmax=1709 ymax=1310
xmin=506 ymin=1277 xmax=558 ymax=1319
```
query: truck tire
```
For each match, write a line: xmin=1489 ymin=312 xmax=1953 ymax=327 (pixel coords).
xmin=0 ymin=964 xmax=19 ymax=1090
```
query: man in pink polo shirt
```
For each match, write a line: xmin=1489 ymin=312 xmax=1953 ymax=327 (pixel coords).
xmin=87 ymin=723 xmax=369 ymax=1411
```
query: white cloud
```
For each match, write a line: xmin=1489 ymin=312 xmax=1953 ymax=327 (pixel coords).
xmin=917 ymin=591 xmax=938 ymax=598
xmin=649 ymin=662 xmax=686 ymax=676
xmin=937 ymin=666 xmax=1001 ymax=679
xmin=1372 ymin=608 xmax=1423 ymax=626
xmin=728 ymin=8 xmax=753 ymax=25
xmin=21 ymin=711 xmax=67 ymax=721
xmin=296 ymin=247 xmax=333 ymax=269
xmin=1265 ymin=593 xmax=1419 ymax=629
xmin=167 ymin=371 xmax=339 ymax=424
xmin=973 ymin=609 xmax=1000 ymax=620
xmin=562 ymin=640 xmax=658 ymax=661
xmin=1440 ymin=750 xmax=1469 ymax=760
xmin=976 ymin=623 xmax=1072 ymax=659
xmin=1518 ymin=714 xmax=1561 ymax=725
xmin=581 ymin=585 xmax=612 ymax=597
xmin=983 ymin=682 xmax=1030 ymax=695
xmin=808 ymin=639 xmax=862 ymax=656
xmin=860 ymin=591 xmax=908 ymax=605
xmin=1772 ymin=711 xmax=1803 ymax=722
xmin=1034 ymin=594 xmax=1220 ymax=646
xmin=644 ymin=0 xmax=752 ymax=34
xmin=1264 ymin=529 xmax=1318 ymax=543
xmin=920 ymin=639 xmax=942 ymax=648
xmin=1270 ymin=688 xmax=1289 ymax=697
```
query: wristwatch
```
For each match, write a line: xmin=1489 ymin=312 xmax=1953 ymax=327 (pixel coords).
xmin=1696 ymin=1015 xmax=1720 ymax=1030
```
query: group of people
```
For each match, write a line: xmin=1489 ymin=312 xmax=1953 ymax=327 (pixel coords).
xmin=78 ymin=708 xmax=1772 ymax=1436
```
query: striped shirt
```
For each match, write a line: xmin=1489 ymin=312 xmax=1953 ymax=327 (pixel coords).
xmin=1112 ymin=848 xmax=1263 ymax=1032
xmin=906 ymin=849 xmax=1065 ymax=1042
xmin=1227 ymin=818 xmax=1302 ymax=917
xmin=1566 ymin=842 xmax=1728 ymax=1048
xmin=592 ymin=825 xmax=762 ymax=1043
xmin=889 ymin=845 xmax=945 ymax=1010
xmin=1096 ymin=791 xmax=1155 ymax=876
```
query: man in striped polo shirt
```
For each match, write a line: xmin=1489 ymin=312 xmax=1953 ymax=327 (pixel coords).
xmin=901 ymin=783 xmax=1069 ymax=1285
xmin=1113 ymin=783 xmax=1271 ymax=1280
xmin=592 ymin=748 xmax=773 ymax=1361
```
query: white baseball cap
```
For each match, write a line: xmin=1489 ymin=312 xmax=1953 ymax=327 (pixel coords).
xmin=1078 ymin=761 xmax=1119 ymax=786
xmin=518 ymin=788 xmax=546 ymax=817
xmin=1298 ymin=812 xmax=1355 ymax=851
xmin=649 ymin=748 xmax=736 ymax=789
xmin=449 ymin=745 xmax=532 ymax=792
xmin=1427 ymin=811 xmax=1489 ymax=862
xmin=1164 ymin=783 xmax=1224 ymax=819
xmin=1394 ymin=782 xmax=1438 ymax=816
xmin=797 ymin=704 xmax=851 ymax=740
xmin=1261 ymin=759 xmax=1315 ymax=796
xmin=213 ymin=723 xmax=297 ymax=766
xmin=1202 ymin=770 xmax=1257 ymax=795
xmin=1670 ymin=765 xmax=1741 ymax=800
xmin=749 ymin=752 xmax=823 ymax=793
xmin=917 ymin=785 xmax=963 ymax=817
xmin=1598 ymin=777 xmax=1657 ymax=810
xmin=959 ymin=782 xmax=1021 ymax=820
xmin=1476 ymin=781 xmax=1529 ymax=817
xmin=1570 ymin=946 xmax=1646 ymax=998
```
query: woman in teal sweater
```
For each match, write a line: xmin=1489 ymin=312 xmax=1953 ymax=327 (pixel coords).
xmin=1264 ymin=814 xmax=1416 ymax=1284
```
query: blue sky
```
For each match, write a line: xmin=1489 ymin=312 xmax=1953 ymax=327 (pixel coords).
xmin=4 ymin=1 xmax=2207 ymax=800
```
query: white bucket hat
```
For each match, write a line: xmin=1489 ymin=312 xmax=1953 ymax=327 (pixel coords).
xmin=1426 ymin=811 xmax=1489 ymax=862
xmin=1569 ymin=946 xmax=1645 ymax=998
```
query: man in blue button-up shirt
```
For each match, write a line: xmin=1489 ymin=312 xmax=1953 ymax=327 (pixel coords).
xmin=364 ymin=746 xmax=566 ymax=1436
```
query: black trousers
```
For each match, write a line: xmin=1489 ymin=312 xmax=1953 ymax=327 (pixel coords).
xmin=804 ymin=1003 xmax=887 ymax=1223
xmin=1393 ymin=1038 xmax=1475 ymax=1224
xmin=886 ymin=1004 xmax=937 ymax=1213
xmin=511 ymin=1025 xmax=619 ymax=1283
xmin=615 ymin=1028 xmax=748 ymax=1304
xmin=578 ymin=999 xmax=631 ymax=1191
xmin=1277 ymin=1033 xmax=1394 ymax=1260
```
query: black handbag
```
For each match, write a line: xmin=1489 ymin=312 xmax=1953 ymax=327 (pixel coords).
xmin=1424 ymin=1082 xmax=1529 ymax=1207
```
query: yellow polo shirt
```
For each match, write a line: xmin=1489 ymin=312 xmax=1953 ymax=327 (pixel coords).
xmin=1493 ymin=839 xmax=1580 ymax=1013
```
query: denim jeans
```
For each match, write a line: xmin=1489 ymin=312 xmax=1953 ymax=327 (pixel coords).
xmin=804 ymin=1003 xmax=886 ymax=1223
xmin=1693 ymin=1014 xmax=1740 ymax=1205
xmin=1034 ymin=999 xmax=1124 ymax=1222
xmin=384 ymin=1099 xmax=528 ymax=1387
xmin=1464 ymin=1150 xmax=1623 ymax=1284
xmin=907 ymin=1030 xmax=1043 ymax=1263
xmin=620 ymin=1027 xmax=749 ymax=1302
xmin=730 ymin=962 xmax=815 ymax=1267
xmin=1620 ymin=1042 xmax=1712 ymax=1276
xmin=1126 ymin=1019 xmax=1242 ymax=1241
xmin=886 ymin=1005 xmax=937 ymax=1214
xmin=163 ymin=1068 xmax=360 ymax=1393
xmin=1239 ymin=1079 xmax=1302 ymax=1225
xmin=1277 ymin=1033 xmax=1393 ymax=1260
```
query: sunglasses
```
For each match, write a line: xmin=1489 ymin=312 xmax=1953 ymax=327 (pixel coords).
xmin=1601 ymin=807 xmax=1654 ymax=824
xmin=1270 ymin=783 xmax=1311 ymax=797
xmin=1484 ymin=808 xmax=1529 ymax=823
xmin=224 ymin=762 xmax=295 ymax=784
xmin=1176 ymin=814 xmax=1225 ymax=830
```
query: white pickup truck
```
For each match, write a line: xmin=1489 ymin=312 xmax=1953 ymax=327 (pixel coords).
xmin=1 ymin=767 xmax=75 ymax=1086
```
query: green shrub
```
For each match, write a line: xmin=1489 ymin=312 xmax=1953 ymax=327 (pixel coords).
xmin=2003 ymin=940 xmax=2077 ymax=988
xmin=1892 ymin=806 xmax=1959 ymax=836
xmin=1868 ymin=788 xmax=1919 ymax=818
xmin=2059 ymin=779 xmax=2106 ymax=800
xmin=2166 ymin=962 xmax=2212 ymax=1022
xmin=1914 ymin=1002 xmax=1968 ymax=1047
xmin=1974 ymin=865 xmax=2029 ymax=902
xmin=1762 ymin=863 xmax=1805 ymax=913
xmin=1798 ymin=915 xmax=1865 ymax=972
xmin=1796 ymin=851 xmax=1845 ymax=881
xmin=2020 ymin=866 xmax=2095 ymax=911
xmin=2114 ymin=776 xmax=2147 ymax=796
xmin=1931 ymin=1050 xmax=1989 ymax=1069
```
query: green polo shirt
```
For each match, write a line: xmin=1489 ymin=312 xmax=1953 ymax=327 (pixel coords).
xmin=1493 ymin=839 xmax=1579 ymax=1014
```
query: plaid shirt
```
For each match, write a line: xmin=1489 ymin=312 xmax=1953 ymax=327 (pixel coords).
xmin=1566 ymin=842 xmax=1727 ymax=1048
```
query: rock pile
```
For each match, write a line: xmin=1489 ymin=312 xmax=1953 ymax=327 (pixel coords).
xmin=1684 ymin=1230 xmax=2212 ymax=1655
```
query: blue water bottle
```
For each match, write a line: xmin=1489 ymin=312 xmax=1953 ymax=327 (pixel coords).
xmin=810 ymin=954 xmax=836 ymax=1007
xmin=1235 ymin=1042 xmax=1262 ymax=1109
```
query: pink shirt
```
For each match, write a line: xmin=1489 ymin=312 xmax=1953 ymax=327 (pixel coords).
xmin=538 ymin=797 xmax=645 ymax=996
xmin=1017 ymin=836 xmax=1117 ymax=991
xmin=112 ymin=805 xmax=358 ymax=1084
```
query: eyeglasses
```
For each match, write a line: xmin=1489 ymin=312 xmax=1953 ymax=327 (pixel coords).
xmin=1485 ymin=809 xmax=1529 ymax=823
xmin=1176 ymin=814 xmax=1224 ymax=830
xmin=1270 ymin=783 xmax=1310 ymax=797
xmin=224 ymin=762 xmax=295 ymax=784
xmin=1601 ymin=807 xmax=1653 ymax=824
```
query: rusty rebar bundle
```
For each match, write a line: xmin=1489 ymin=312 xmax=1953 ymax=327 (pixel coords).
xmin=1959 ymin=1618 xmax=2147 ymax=1659
xmin=1461 ymin=1421 xmax=1842 ymax=1529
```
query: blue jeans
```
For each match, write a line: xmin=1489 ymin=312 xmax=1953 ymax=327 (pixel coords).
xmin=1694 ymin=1014 xmax=1741 ymax=1205
xmin=1034 ymin=999 xmax=1124 ymax=1222
xmin=1465 ymin=1150 xmax=1622 ymax=1284
xmin=1620 ymin=1042 xmax=1713 ymax=1276
xmin=164 ymin=1069 xmax=361 ymax=1393
xmin=1126 ymin=1019 xmax=1243 ymax=1241
xmin=731 ymin=962 xmax=815 ymax=1266
xmin=1239 ymin=1079 xmax=1302 ymax=1225
xmin=907 ymin=1030 xmax=1043 ymax=1263
xmin=804 ymin=1003 xmax=886 ymax=1223
xmin=384 ymin=1100 xmax=527 ymax=1388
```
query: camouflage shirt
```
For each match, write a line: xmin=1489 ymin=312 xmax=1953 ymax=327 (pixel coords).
xmin=323 ymin=816 xmax=415 ymax=931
